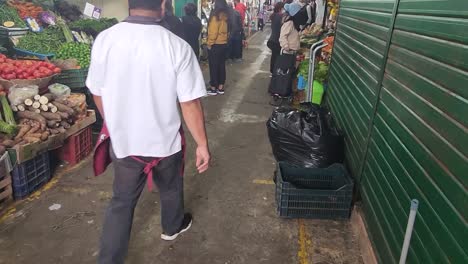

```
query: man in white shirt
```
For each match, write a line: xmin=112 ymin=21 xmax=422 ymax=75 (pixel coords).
xmin=86 ymin=0 xmax=210 ymax=263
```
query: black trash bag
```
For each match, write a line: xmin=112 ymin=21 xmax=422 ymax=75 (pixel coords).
xmin=269 ymin=53 xmax=296 ymax=97
xmin=267 ymin=105 xmax=344 ymax=168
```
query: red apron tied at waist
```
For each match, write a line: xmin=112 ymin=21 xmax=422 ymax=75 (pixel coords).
xmin=93 ymin=124 xmax=186 ymax=191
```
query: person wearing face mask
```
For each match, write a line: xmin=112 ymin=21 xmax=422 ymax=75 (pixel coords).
xmin=267 ymin=2 xmax=285 ymax=75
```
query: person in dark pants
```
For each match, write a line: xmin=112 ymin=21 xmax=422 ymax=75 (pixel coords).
xmin=268 ymin=2 xmax=284 ymax=75
xmin=227 ymin=7 xmax=245 ymax=62
xmin=87 ymin=0 xmax=211 ymax=263
xmin=182 ymin=3 xmax=202 ymax=58
xmin=164 ymin=0 xmax=185 ymax=39
xmin=207 ymin=0 xmax=230 ymax=96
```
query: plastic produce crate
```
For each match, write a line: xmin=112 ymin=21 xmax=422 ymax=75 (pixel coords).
xmin=11 ymin=152 xmax=51 ymax=200
xmin=57 ymin=126 xmax=93 ymax=166
xmin=275 ymin=162 xmax=354 ymax=219
xmin=13 ymin=47 xmax=55 ymax=60
xmin=0 ymin=152 xmax=13 ymax=210
xmin=52 ymin=68 xmax=88 ymax=89
xmin=0 ymin=26 xmax=29 ymax=37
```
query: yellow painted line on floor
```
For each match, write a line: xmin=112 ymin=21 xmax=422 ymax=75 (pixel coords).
xmin=298 ymin=219 xmax=312 ymax=264
xmin=252 ymin=179 xmax=275 ymax=185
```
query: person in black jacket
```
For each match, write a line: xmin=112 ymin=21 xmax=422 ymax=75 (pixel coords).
xmin=227 ymin=7 xmax=245 ymax=62
xmin=267 ymin=2 xmax=284 ymax=74
xmin=164 ymin=0 xmax=185 ymax=39
xmin=182 ymin=3 xmax=202 ymax=59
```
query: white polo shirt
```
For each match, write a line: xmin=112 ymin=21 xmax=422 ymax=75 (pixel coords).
xmin=86 ymin=22 xmax=206 ymax=159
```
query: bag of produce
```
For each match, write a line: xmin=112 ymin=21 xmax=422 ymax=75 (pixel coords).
xmin=267 ymin=106 xmax=344 ymax=168
xmin=8 ymin=85 xmax=39 ymax=106
xmin=48 ymin=83 xmax=70 ymax=97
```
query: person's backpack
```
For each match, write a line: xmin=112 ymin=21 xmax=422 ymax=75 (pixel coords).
xmin=293 ymin=5 xmax=309 ymax=28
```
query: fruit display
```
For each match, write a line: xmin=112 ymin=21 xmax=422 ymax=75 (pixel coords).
xmin=5 ymin=0 xmax=44 ymax=22
xmin=0 ymin=54 xmax=61 ymax=80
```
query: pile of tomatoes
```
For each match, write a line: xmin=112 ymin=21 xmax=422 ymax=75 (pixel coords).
xmin=0 ymin=54 xmax=61 ymax=80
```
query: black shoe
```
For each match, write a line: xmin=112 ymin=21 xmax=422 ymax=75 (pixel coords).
xmin=160 ymin=213 xmax=193 ymax=241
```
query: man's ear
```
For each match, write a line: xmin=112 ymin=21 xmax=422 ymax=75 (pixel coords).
xmin=161 ymin=0 xmax=167 ymax=16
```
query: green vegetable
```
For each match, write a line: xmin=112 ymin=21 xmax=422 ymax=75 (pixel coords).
xmin=0 ymin=120 xmax=17 ymax=135
xmin=1 ymin=95 xmax=15 ymax=126
xmin=298 ymin=60 xmax=309 ymax=79
xmin=0 ymin=5 xmax=27 ymax=28
xmin=314 ymin=61 xmax=329 ymax=83
xmin=57 ymin=16 xmax=74 ymax=43
xmin=16 ymin=26 xmax=65 ymax=54
xmin=55 ymin=42 xmax=91 ymax=68
xmin=68 ymin=18 xmax=118 ymax=37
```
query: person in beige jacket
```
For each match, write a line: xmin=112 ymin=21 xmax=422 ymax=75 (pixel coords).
xmin=279 ymin=3 xmax=302 ymax=52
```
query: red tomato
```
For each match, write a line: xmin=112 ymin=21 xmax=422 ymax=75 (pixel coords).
xmin=33 ymin=71 xmax=41 ymax=78
xmin=53 ymin=67 xmax=61 ymax=74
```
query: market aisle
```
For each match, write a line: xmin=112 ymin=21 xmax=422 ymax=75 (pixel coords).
xmin=0 ymin=29 xmax=362 ymax=264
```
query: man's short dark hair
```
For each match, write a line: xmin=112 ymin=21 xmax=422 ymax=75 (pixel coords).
xmin=184 ymin=3 xmax=197 ymax=16
xmin=129 ymin=0 xmax=163 ymax=11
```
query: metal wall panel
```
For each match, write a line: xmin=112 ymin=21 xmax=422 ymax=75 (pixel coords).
xmin=326 ymin=0 xmax=396 ymax=178
xmin=359 ymin=0 xmax=468 ymax=263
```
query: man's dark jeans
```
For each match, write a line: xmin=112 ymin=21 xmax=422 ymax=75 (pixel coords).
xmin=98 ymin=149 xmax=184 ymax=264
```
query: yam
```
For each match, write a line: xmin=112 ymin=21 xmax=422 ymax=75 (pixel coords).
xmin=40 ymin=131 xmax=50 ymax=141
xmin=41 ymin=112 xmax=61 ymax=121
xmin=26 ymin=126 xmax=40 ymax=135
xmin=16 ymin=111 xmax=46 ymax=130
xmin=24 ymin=98 xmax=33 ymax=106
xmin=17 ymin=104 xmax=26 ymax=112
xmin=32 ymin=101 xmax=41 ymax=109
xmin=60 ymin=121 xmax=71 ymax=129
xmin=34 ymin=95 xmax=41 ymax=101
xmin=49 ymin=128 xmax=60 ymax=135
xmin=39 ymin=94 xmax=54 ymax=105
xmin=1 ymin=139 xmax=15 ymax=148
xmin=57 ymin=127 xmax=66 ymax=133
xmin=14 ymin=125 xmax=31 ymax=141
xmin=50 ymin=106 xmax=58 ymax=113
xmin=24 ymin=136 xmax=41 ymax=144
xmin=56 ymin=111 xmax=69 ymax=120
xmin=54 ymin=102 xmax=75 ymax=115
xmin=40 ymin=104 xmax=49 ymax=112
xmin=11 ymin=105 xmax=18 ymax=112
xmin=47 ymin=120 xmax=58 ymax=128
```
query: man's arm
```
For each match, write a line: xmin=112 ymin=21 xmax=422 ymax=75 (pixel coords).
xmin=180 ymin=99 xmax=210 ymax=173
xmin=93 ymin=95 xmax=105 ymax=119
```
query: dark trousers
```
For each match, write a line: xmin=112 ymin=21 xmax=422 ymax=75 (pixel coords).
xmin=99 ymin=149 xmax=184 ymax=264
xmin=267 ymin=40 xmax=281 ymax=74
xmin=208 ymin=44 xmax=227 ymax=87
xmin=258 ymin=18 xmax=264 ymax=31
xmin=228 ymin=36 xmax=243 ymax=60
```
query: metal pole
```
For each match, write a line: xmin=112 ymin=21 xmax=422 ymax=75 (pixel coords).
xmin=399 ymin=199 xmax=419 ymax=264
xmin=305 ymin=42 xmax=328 ymax=103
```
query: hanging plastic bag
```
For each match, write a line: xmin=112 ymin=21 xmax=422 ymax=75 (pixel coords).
xmin=267 ymin=105 xmax=344 ymax=168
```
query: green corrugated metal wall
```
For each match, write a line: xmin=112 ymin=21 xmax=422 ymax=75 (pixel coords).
xmin=326 ymin=0 xmax=396 ymax=179
xmin=327 ymin=0 xmax=468 ymax=263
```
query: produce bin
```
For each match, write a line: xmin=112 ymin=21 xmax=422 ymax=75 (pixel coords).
xmin=52 ymin=68 xmax=88 ymax=89
xmin=11 ymin=152 xmax=51 ymax=200
xmin=0 ymin=26 xmax=29 ymax=37
xmin=57 ymin=126 xmax=93 ymax=166
xmin=13 ymin=47 xmax=55 ymax=60
xmin=0 ymin=152 xmax=13 ymax=211
xmin=275 ymin=162 xmax=353 ymax=219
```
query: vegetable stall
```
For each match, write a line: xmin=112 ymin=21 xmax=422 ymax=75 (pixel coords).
xmin=0 ymin=0 xmax=117 ymax=208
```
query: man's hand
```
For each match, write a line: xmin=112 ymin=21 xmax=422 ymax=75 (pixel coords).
xmin=180 ymin=99 xmax=210 ymax=174
xmin=196 ymin=145 xmax=210 ymax=173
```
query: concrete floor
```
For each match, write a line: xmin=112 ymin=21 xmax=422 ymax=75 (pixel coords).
xmin=0 ymin=29 xmax=363 ymax=264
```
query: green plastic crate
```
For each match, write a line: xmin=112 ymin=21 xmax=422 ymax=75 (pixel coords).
xmin=275 ymin=162 xmax=354 ymax=219
xmin=53 ymin=68 xmax=88 ymax=89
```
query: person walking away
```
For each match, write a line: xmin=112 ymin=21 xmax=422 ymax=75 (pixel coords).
xmin=182 ymin=3 xmax=202 ymax=59
xmin=267 ymin=2 xmax=284 ymax=75
xmin=228 ymin=6 xmax=245 ymax=63
xmin=87 ymin=0 xmax=211 ymax=263
xmin=207 ymin=0 xmax=230 ymax=96
xmin=164 ymin=0 xmax=185 ymax=39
